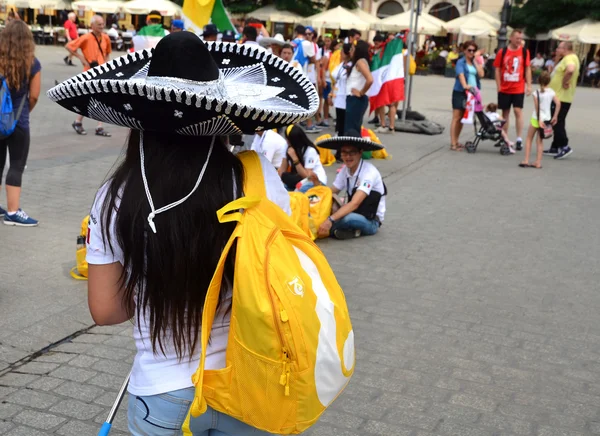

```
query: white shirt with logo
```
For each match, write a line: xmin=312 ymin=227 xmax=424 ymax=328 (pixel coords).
xmin=86 ymin=154 xmax=290 ymax=397
xmin=333 ymin=160 xmax=386 ymax=222
xmin=303 ymin=146 xmax=327 ymax=186
xmin=251 ymin=130 xmax=288 ymax=169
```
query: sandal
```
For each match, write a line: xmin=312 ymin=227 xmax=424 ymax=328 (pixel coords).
xmin=519 ymin=163 xmax=530 ymax=168
xmin=72 ymin=122 xmax=87 ymax=135
xmin=95 ymin=127 xmax=111 ymax=137
xmin=450 ymin=144 xmax=464 ymax=151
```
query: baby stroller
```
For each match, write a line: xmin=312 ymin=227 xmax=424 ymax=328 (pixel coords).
xmin=463 ymin=89 xmax=511 ymax=155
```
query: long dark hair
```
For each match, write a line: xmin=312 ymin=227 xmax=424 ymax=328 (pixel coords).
xmin=0 ymin=20 xmax=35 ymax=90
xmin=101 ymin=130 xmax=244 ymax=359
xmin=348 ymin=40 xmax=370 ymax=74
xmin=285 ymin=125 xmax=318 ymax=167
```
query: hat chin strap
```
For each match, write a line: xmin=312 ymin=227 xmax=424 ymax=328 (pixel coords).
xmin=140 ymin=133 xmax=215 ymax=234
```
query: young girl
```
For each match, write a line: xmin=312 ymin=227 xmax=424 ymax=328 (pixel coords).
xmin=282 ymin=125 xmax=327 ymax=192
xmin=520 ymin=71 xmax=560 ymax=169
xmin=485 ymin=102 xmax=516 ymax=153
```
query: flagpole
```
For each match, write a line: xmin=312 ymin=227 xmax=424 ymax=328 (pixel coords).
xmin=406 ymin=0 xmax=421 ymax=112
xmin=401 ymin=0 xmax=416 ymax=122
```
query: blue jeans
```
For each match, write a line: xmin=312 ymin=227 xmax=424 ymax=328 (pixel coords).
xmin=128 ymin=387 xmax=273 ymax=435
xmin=331 ymin=212 xmax=380 ymax=237
xmin=344 ymin=95 xmax=369 ymax=134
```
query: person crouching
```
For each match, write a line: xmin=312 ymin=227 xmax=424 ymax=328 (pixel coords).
xmin=315 ymin=130 xmax=387 ymax=240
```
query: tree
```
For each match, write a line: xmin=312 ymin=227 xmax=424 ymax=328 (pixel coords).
xmin=274 ymin=0 xmax=323 ymax=16
xmin=327 ymin=0 xmax=358 ymax=9
xmin=510 ymin=0 xmax=600 ymax=36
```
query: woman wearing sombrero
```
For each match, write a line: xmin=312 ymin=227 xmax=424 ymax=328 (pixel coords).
xmin=48 ymin=32 xmax=318 ymax=435
xmin=315 ymin=130 xmax=387 ymax=240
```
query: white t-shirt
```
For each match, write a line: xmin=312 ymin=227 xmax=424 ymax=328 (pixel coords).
xmin=332 ymin=160 xmax=386 ymax=222
xmin=86 ymin=154 xmax=291 ymax=397
xmin=532 ymin=88 xmax=556 ymax=121
xmin=251 ymin=130 xmax=287 ymax=169
xmin=587 ymin=61 xmax=599 ymax=76
xmin=331 ymin=63 xmax=348 ymax=109
xmin=307 ymin=43 xmax=321 ymax=84
xmin=106 ymin=28 xmax=119 ymax=39
xmin=485 ymin=111 xmax=500 ymax=123
xmin=531 ymin=56 xmax=545 ymax=69
xmin=303 ymin=147 xmax=327 ymax=186
xmin=545 ymin=59 xmax=555 ymax=69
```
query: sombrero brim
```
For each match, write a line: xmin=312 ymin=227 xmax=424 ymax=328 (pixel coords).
xmin=316 ymin=136 xmax=383 ymax=152
xmin=47 ymin=41 xmax=318 ymax=135
xmin=259 ymin=37 xmax=286 ymax=48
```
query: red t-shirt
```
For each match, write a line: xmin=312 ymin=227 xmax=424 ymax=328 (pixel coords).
xmin=64 ymin=20 xmax=78 ymax=41
xmin=493 ymin=46 xmax=531 ymax=94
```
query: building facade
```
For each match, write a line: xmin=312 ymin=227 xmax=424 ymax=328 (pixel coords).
xmin=363 ymin=0 xmax=504 ymax=21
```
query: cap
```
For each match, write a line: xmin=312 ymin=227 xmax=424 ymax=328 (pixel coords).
xmin=202 ymin=24 xmax=218 ymax=37
xmin=305 ymin=26 xmax=315 ymax=33
xmin=171 ymin=19 xmax=184 ymax=30
xmin=222 ymin=29 xmax=236 ymax=42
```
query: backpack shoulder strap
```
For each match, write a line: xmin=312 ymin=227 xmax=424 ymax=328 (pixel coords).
xmin=499 ymin=47 xmax=506 ymax=68
xmin=237 ymin=150 xmax=267 ymax=198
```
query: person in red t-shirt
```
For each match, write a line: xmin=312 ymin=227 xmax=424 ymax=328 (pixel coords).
xmin=493 ymin=29 xmax=532 ymax=150
xmin=63 ymin=12 xmax=78 ymax=66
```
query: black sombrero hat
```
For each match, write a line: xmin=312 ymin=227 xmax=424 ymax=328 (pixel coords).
xmin=316 ymin=130 xmax=383 ymax=152
xmin=47 ymin=32 xmax=318 ymax=135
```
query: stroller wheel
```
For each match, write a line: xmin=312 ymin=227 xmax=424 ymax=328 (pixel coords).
xmin=500 ymin=143 xmax=511 ymax=155
xmin=465 ymin=141 xmax=477 ymax=153
xmin=494 ymin=141 xmax=503 ymax=147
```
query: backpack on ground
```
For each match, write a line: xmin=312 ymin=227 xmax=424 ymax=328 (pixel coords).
xmin=305 ymin=185 xmax=333 ymax=240
xmin=0 ymin=77 xmax=26 ymax=140
xmin=183 ymin=151 xmax=355 ymax=435
xmin=70 ymin=216 xmax=89 ymax=280
xmin=289 ymin=191 xmax=314 ymax=239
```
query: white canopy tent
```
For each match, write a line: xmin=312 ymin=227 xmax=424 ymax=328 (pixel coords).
xmin=351 ymin=8 xmax=381 ymax=27
xmin=13 ymin=0 xmax=71 ymax=8
xmin=444 ymin=10 xmax=504 ymax=37
xmin=305 ymin=6 xmax=372 ymax=31
xmin=379 ymin=10 xmax=446 ymax=35
xmin=71 ymin=0 xmax=124 ymax=14
xmin=551 ymin=19 xmax=600 ymax=44
xmin=123 ymin=0 xmax=182 ymax=16
xmin=242 ymin=5 xmax=301 ymax=24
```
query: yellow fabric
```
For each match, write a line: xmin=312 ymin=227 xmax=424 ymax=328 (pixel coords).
xmin=315 ymin=134 xmax=336 ymax=166
xmin=328 ymin=49 xmax=342 ymax=84
xmin=305 ymin=186 xmax=333 ymax=239
xmin=182 ymin=0 xmax=215 ymax=31
xmin=286 ymin=124 xmax=294 ymax=137
xmin=363 ymin=129 xmax=391 ymax=160
xmin=72 ymin=216 xmax=89 ymax=280
xmin=550 ymin=53 xmax=580 ymax=103
xmin=409 ymin=54 xmax=417 ymax=76
xmin=446 ymin=51 xmax=459 ymax=65
xmin=289 ymin=192 xmax=313 ymax=239
xmin=183 ymin=151 xmax=354 ymax=435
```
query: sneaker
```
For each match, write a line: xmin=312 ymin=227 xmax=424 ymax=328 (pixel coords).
xmin=543 ymin=148 xmax=559 ymax=156
xmin=333 ymin=229 xmax=361 ymax=240
xmin=4 ymin=209 xmax=39 ymax=227
xmin=72 ymin=122 xmax=87 ymax=135
xmin=375 ymin=126 xmax=390 ymax=134
xmin=305 ymin=126 xmax=322 ymax=134
xmin=554 ymin=146 xmax=573 ymax=160
xmin=0 ymin=205 xmax=5 ymax=217
xmin=368 ymin=116 xmax=379 ymax=125
xmin=515 ymin=139 xmax=523 ymax=151
xmin=317 ymin=120 xmax=330 ymax=128
xmin=63 ymin=56 xmax=69 ymax=65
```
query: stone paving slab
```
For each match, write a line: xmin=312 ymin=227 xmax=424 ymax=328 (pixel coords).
xmin=2 ymin=45 xmax=600 ymax=435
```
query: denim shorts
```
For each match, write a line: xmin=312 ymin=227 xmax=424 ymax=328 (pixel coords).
xmin=128 ymin=387 xmax=274 ymax=436
xmin=451 ymin=90 xmax=467 ymax=110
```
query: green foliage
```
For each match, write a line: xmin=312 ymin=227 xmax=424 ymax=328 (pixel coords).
xmin=327 ymin=0 xmax=358 ymax=9
xmin=510 ymin=0 xmax=600 ymax=35
xmin=223 ymin=0 xmax=267 ymax=14
xmin=274 ymin=0 xmax=322 ymax=16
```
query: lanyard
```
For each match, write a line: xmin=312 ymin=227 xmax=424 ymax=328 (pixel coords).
xmin=346 ymin=160 xmax=363 ymax=199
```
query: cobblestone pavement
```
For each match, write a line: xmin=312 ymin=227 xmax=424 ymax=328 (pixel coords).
xmin=1 ymin=46 xmax=600 ymax=435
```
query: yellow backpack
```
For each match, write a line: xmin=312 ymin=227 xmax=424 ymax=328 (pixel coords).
xmin=305 ymin=186 xmax=333 ymax=240
xmin=288 ymin=191 xmax=314 ymax=239
xmin=315 ymin=134 xmax=337 ymax=167
xmin=70 ymin=216 xmax=89 ymax=280
xmin=183 ymin=151 xmax=355 ymax=435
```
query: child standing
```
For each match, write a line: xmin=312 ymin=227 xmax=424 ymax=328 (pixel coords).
xmin=520 ymin=72 xmax=560 ymax=169
xmin=485 ymin=102 xmax=516 ymax=153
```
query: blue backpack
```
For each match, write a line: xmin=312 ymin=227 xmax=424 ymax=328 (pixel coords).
xmin=0 ymin=76 xmax=26 ymax=140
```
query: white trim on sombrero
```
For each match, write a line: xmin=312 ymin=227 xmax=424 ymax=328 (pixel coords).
xmin=316 ymin=135 xmax=383 ymax=151
xmin=47 ymin=42 xmax=319 ymax=131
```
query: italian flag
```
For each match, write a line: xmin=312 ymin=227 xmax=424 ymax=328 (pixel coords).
xmin=367 ymin=38 xmax=405 ymax=112
xmin=133 ymin=24 xmax=168 ymax=51
xmin=182 ymin=0 xmax=235 ymax=34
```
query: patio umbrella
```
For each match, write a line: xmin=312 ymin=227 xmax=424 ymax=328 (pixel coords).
xmin=14 ymin=0 xmax=71 ymax=9
xmin=351 ymin=8 xmax=381 ymax=27
xmin=242 ymin=5 xmax=301 ymax=24
xmin=124 ymin=0 xmax=182 ymax=16
xmin=71 ymin=0 xmax=125 ymax=14
xmin=551 ymin=19 xmax=600 ymax=44
xmin=306 ymin=6 xmax=372 ymax=31
xmin=379 ymin=10 xmax=446 ymax=35
xmin=444 ymin=10 xmax=502 ymax=37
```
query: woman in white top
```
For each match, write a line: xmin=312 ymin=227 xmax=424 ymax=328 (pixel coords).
xmin=49 ymin=32 xmax=318 ymax=435
xmin=281 ymin=125 xmax=327 ymax=193
xmin=521 ymin=71 xmax=560 ymax=169
xmin=329 ymin=43 xmax=352 ymax=137
xmin=344 ymin=40 xmax=373 ymax=135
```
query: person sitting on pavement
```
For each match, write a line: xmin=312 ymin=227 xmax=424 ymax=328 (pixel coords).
xmin=281 ymin=125 xmax=327 ymax=193
xmin=251 ymin=129 xmax=288 ymax=174
xmin=48 ymin=30 xmax=321 ymax=435
xmin=315 ymin=131 xmax=387 ymax=240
